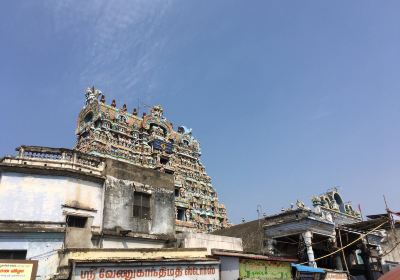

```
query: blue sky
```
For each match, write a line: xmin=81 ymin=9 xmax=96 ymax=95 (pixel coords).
xmin=1 ymin=1 xmax=400 ymax=223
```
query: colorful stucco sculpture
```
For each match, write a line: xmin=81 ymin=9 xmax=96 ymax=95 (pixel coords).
xmin=75 ymin=87 xmax=230 ymax=232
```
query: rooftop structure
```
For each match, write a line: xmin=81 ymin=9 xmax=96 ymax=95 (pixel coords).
xmin=75 ymin=87 xmax=230 ymax=232
xmin=214 ymin=189 xmax=388 ymax=279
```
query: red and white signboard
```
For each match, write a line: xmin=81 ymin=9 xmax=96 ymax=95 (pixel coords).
xmin=73 ymin=262 xmax=219 ymax=280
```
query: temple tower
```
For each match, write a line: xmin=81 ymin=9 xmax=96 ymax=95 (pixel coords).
xmin=75 ymin=87 xmax=230 ymax=232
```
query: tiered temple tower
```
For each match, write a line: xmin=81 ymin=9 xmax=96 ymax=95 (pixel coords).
xmin=75 ymin=87 xmax=230 ymax=232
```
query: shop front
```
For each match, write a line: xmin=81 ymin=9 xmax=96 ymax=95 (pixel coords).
xmin=291 ymin=264 xmax=325 ymax=280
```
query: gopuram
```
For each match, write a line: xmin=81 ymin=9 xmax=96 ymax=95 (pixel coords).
xmin=75 ymin=87 xmax=230 ymax=232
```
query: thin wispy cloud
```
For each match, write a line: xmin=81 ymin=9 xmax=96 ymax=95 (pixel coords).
xmin=46 ymin=0 xmax=173 ymax=103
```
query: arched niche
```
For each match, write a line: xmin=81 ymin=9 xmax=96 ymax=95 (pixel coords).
xmin=333 ymin=192 xmax=345 ymax=213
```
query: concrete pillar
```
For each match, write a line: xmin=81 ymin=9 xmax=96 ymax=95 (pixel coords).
xmin=302 ymin=231 xmax=317 ymax=267
xmin=73 ymin=152 xmax=77 ymax=164
xmin=265 ymin=238 xmax=275 ymax=255
xmin=18 ymin=147 xmax=24 ymax=158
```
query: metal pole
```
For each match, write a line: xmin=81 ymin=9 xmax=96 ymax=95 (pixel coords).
xmin=338 ymin=228 xmax=350 ymax=274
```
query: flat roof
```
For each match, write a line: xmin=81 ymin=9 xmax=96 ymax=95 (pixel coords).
xmin=212 ymin=250 xmax=297 ymax=262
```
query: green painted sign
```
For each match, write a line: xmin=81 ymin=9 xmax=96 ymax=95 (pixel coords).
xmin=239 ymin=259 xmax=292 ymax=280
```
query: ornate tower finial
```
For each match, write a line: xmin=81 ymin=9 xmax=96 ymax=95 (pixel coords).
xmin=111 ymin=99 xmax=116 ymax=108
xmin=100 ymin=94 xmax=106 ymax=103
xmin=85 ymin=86 xmax=102 ymax=105
xmin=132 ymin=108 xmax=138 ymax=116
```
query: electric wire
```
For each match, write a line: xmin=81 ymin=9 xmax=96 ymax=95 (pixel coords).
xmin=299 ymin=219 xmax=389 ymax=265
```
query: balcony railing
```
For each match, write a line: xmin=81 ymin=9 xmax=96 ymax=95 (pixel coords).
xmin=0 ymin=145 xmax=105 ymax=176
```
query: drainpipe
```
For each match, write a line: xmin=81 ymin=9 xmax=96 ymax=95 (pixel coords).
xmin=302 ymin=231 xmax=317 ymax=267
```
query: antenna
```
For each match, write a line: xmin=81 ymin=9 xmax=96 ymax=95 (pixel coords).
xmin=141 ymin=102 xmax=152 ymax=109
xmin=257 ymin=204 xmax=265 ymax=252
xmin=257 ymin=205 xmax=263 ymax=220
xmin=137 ymin=99 xmax=152 ymax=115
xmin=384 ymin=195 xmax=396 ymax=233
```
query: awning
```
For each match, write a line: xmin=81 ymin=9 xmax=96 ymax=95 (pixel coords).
xmin=291 ymin=264 xmax=325 ymax=273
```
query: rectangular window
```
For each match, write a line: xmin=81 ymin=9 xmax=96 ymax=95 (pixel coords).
xmin=133 ymin=192 xmax=151 ymax=219
xmin=0 ymin=250 xmax=27 ymax=259
xmin=66 ymin=215 xmax=87 ymax=228
xmin=160 ymin=157 xmax=169 ymax=165
xmin=177 ymin=207 xmax=187 ymax=221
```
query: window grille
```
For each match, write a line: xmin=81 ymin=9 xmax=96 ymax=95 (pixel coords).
xmin=133 ymin=192 xmax=151 ymax=219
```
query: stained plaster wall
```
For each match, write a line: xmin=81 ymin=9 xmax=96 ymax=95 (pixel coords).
xmin=218 ymin=256 xmax=239 ymax=280
xmin=177 ymin=232 xmax=243 ymax=254
xmin=103 ymin=176 xmax=175 ymax=235
xmin=103 ymin=159 xmax=175 ymax=236
xmin=0 ymin=232 xmax=63 ymax=280
xmin=101 ymin=237 xmax=166 ymax=249
xmin=65 ymin=217 xmax=94 ymax=248
xmin=0 ymin=172 xmax=104 ymax=229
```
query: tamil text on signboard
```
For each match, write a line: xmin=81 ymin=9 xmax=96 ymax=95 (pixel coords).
xmin=73 ymin=262 xmax=219 ymax=280
xmin=0 ymin=260 xmax=38 ymax=280
xmin=239 ymin=259 xmax=292 ymax=280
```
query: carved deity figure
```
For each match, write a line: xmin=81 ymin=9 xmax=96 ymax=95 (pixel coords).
xmin=179 ymin=188 xmax=185 ymax=198
xmin=151 ymin=126 xmax=164 ymax=138
xmin=85 ymin=86 xmax=102 ymax=105
xmin=296 ymin=200 xmax=305 ymax=209
xmin=311 ymin=196 xmax=322 ymax=207
xmin=151 ymin=105 xmax=164 ymax=120
xmin=120 ymin=104 xmax=127 ymax=113
xmin=331 ymin=201 xmax=340 ymax=211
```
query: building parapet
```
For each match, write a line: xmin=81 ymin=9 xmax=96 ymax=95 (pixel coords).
xmin=0 ymin=145 xmax=105 ymax=176
xmin=0 ymin=220 xmax=66 ymax=233
xmin=211 ymin=249 xmax=297 ymax=262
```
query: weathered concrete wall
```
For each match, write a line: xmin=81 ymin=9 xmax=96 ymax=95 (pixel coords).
xmin=104 ymin=158 xmax=174 ymax=190
xmin=101 ymin=237 xmax=167 ymax=249
xmin=219 ymin=256 xmax=240 ymax=280
xmin=152 ymin=191 xmax=175 ymax=234
xmin=0 ymin=232 xmax=63 ymax=280
xmin=0 ymin=172 xmax=104 ymax=229
xmin=382 ymin=228 xmax=400 ymax=263
xmin=213 ymin=219 xmax=264 ymax=254
xmin=103 ymin=175 xmax=175 ymax=235
xmin=65 ymin=217 xmax=94 ymax=248
xmin=177 ymin=232 xmax=243 ymax=254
